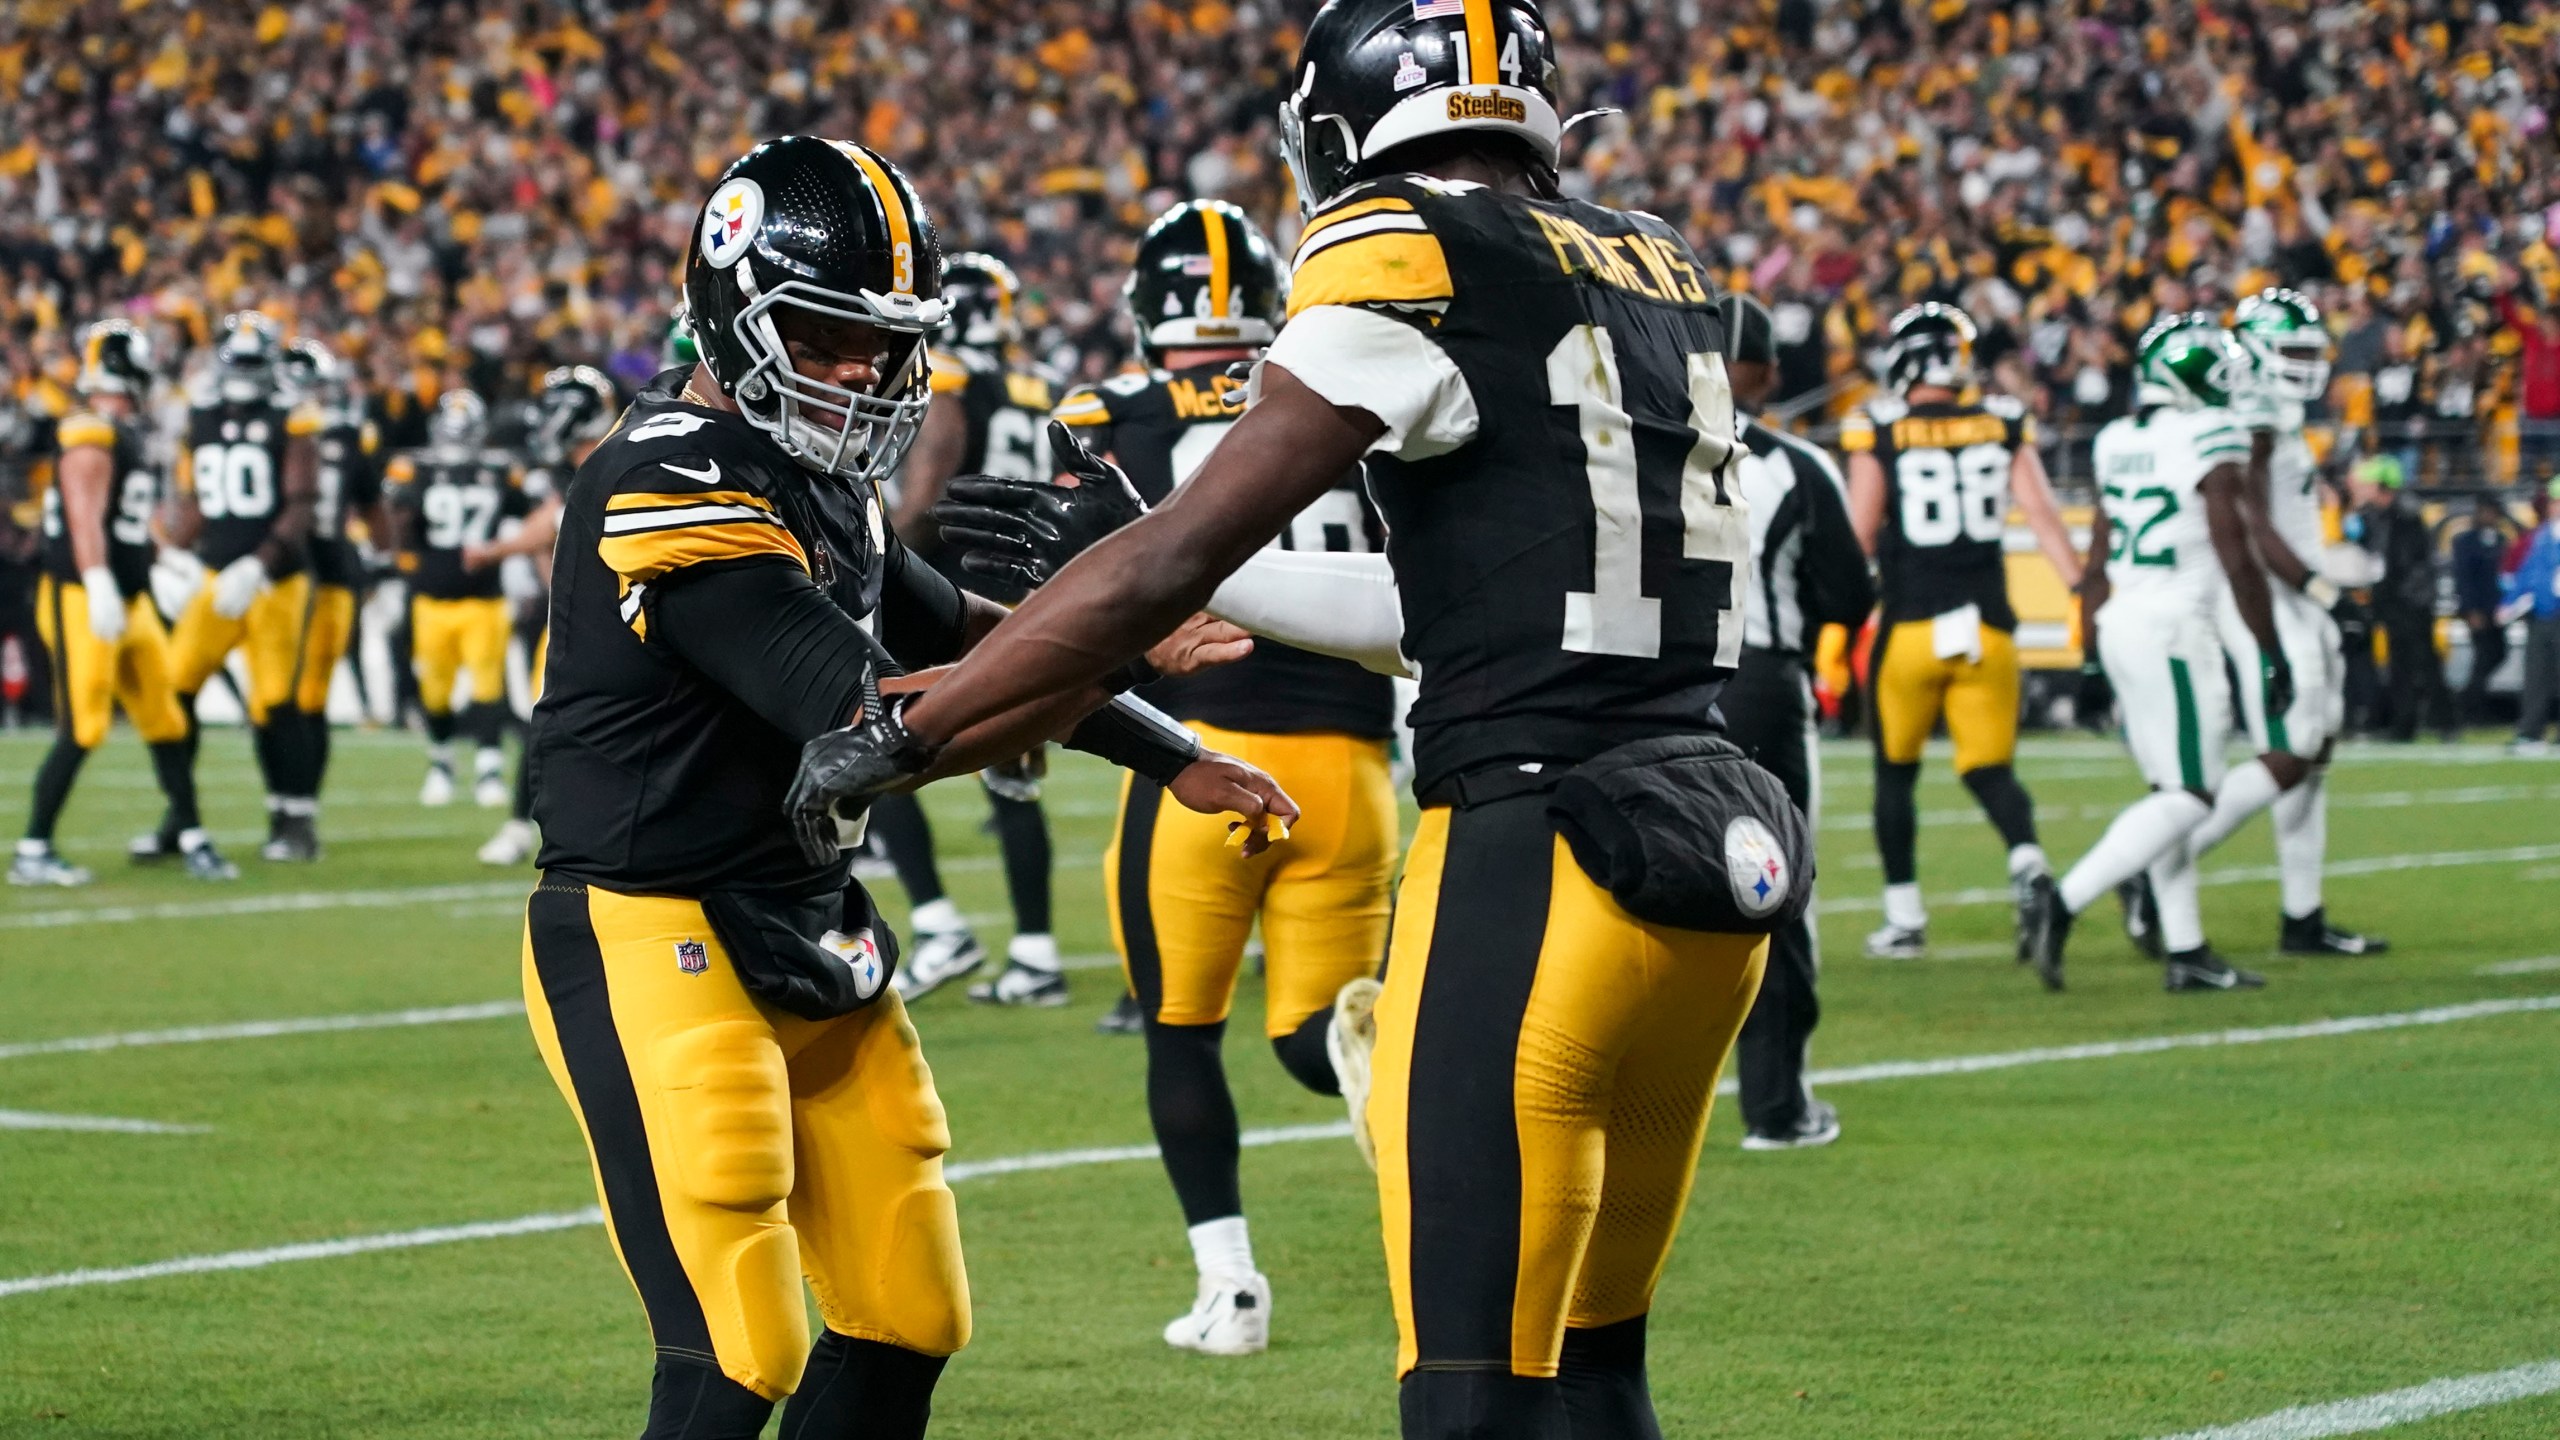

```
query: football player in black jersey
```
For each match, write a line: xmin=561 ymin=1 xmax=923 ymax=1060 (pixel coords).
xmin=1842 ymin=303 xmax=2081 ymax=959
xmin=159 ymin=311 xmax=327 ymax=863
xmin=12 ymin=322 xmax=233 ymax=885
xmin=386 ymin=388 xmax=531 ymax=810
xmin=864 ymin=253 xmax=1066 ymax=1005
xmin=785 ymin=5 xmax=1809 ymax=1434
xmin=278 ymin=337 xmax=382 ymax=856
xmin=519 ymin=136 xmax=1287 ymax=1440
xmin=1048 ymin=198 xmax=1397 ymax=1354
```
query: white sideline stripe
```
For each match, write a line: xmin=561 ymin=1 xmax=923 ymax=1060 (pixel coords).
xmin=2479 ymin=956 xmax=2560 ymax=975
xmin=2148 ymin=1358 xmax=2560 ymax=1440
xmin=1817 ymin=843 xmax=2560 ymax=916
xmin=1 ymin=881 xmax=527 ymax=931
xmin=0 ymin=1001 xmax=526 ymax=1062
xmin=6 ymin=998 xmax=2553 ymax=1300
xmin=0 ymin=1109 xmax=208 ymax=1134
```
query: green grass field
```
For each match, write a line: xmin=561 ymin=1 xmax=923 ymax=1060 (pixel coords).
xmin=2 ymin=725 xmax=2556 ymax=1438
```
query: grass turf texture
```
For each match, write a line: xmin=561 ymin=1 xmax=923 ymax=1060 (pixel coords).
xmin=1 ymin=727 xmax=2555 ymax=1438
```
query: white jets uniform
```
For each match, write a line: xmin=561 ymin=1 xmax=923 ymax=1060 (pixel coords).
xmin=2091 ymin=406 xmax=2249 ymax=794
xmin=2215 ymin=395 xmax=2345 ymax=756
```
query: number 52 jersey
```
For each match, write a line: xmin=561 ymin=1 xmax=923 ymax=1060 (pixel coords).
xmin=1841 ymin=393 xmax=2033 ymax=630
xmin=1261 ymin=175 xmax=1745 ymax=797
xmin=2090 ymin=405 xmax=2248 ymax=616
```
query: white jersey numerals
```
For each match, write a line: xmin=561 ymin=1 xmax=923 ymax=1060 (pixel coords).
xmin=111 ymin=469 xmax=157 ymax=546
xmin=1895 ymin=443 xmax=2008 ymax=546
xmin=422 ymin=479 xmax=503 ymax=550
xmin=190 ymin=442 xmax=276 ymax=521
xmin=981 ymin=406 xmax=1053 ymax=482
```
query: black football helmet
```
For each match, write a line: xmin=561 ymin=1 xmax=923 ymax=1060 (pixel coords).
xmin=1124 ymin=201 xmax=1283 ymax=363
xmin=76 ymin=319 xmax=154 ymax=398
xmin=279 ymin=337 xmax=349 ymax=412
xmin=428 ymin=388 xmax=489 ymax=454
xmin=941 ymin=252 xmax=1023 ymax=353
xmin=1280 ymin=0 xmax=1563 ymax=215
xmin=527 ymin=364 xmax=621 ymax=466
xmin=683 ymin=136 xmax=950 ymax=482
xmin=214 ymin=311 xmax=283 ymax=404
xmin=1882 ymin=303 xmax=1978 ymax=394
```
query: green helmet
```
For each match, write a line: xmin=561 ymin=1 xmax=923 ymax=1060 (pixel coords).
xmin=2136 ymin=312 xmax=2245 ymax=410
xmin=2231 ymin=287 xmax=2331 ymax=401
xmin=666 ymin=308 xmax=700 ymax=366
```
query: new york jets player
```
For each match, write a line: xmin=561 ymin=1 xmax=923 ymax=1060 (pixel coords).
xmin=2174 ymin=289 xmax=2386 ymax=956
xmin=2025 ymin=316 xmax=2291 ymax=992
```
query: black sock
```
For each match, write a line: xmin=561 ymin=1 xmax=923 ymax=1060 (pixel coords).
xmin=1272 ymin=1006 xmax=1340 ymax=1097
xmin=1400 ymin=1370 xmax=1568 ymax=1440
xmin=423 ymin=708 xmax=457 ymax=748
xmin=302 ymin=709 xmax=333 ymax=797
xmin=1146 ymin=1017 xmax=1241 ymax=1224
xmin=1559 ymin=1316 xmax=1660 ymax=1440
xmin=1959 ymin=763 xmax=2038 ymax=851
xmin=25 ymin=732 xmax=92 ymax=844
xmin=777 ymin=1331 xmax=947 ymax=1440
xmin=250 ymin=718 xmax=292 ymax=803
xmin=986 ymin=792 xmax=1052 ymax=935
xmin=640 ymin=1357 xmax=772 ymax=1440
xmin=148 ymin=739 xmax=203 ymax=834
xmin=461 ymin=699 xmax=509 ymax=751
xmin=868 ymin=790 xmax=946 ymax=906
xmin=1873 ymin=758 xmax=1921 ymax=886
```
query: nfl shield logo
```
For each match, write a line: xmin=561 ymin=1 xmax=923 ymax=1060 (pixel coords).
xmin=675 ymin=939 xmax=709 ymax=976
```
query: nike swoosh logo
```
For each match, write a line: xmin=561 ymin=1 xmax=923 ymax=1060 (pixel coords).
xmin=661 ymin=458 xmax=721 ymax=486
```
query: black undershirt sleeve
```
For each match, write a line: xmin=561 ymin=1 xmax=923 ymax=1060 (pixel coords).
xmin=1797 ymin=452 xmax=1878 ymax=630
xmin=650 ymin=557 xmax=882 ymax=742
xmin=875 ymin=530 xmax=970 ymax=669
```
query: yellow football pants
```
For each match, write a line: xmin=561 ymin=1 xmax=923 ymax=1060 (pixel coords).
xmin=1104 ymin=724 xmax=1398 ymax=1037
xmin=35 ymin=577 xmax=187 ymax=749
xmin=167 ymin=572 xmax=313 ymax=725
xmin=1870 ymin=620 xmax=2022 ymax=772
xmin=523 ymin=881 xmax=971 ymax=1402
xmin=411 ymin=594 xmax=512 ymax=714
xmin=1371 ymin=798 xmax=1765 ymax=1379
xmin=294 ymin=584 xmax=356 ymax=714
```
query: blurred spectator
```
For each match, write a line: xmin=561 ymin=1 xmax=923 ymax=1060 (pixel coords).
xmin=2499 ymin=280 xmax=2560 ymax=486
xmin=2505 ymin=480 xmax=2560 ymax=753
xmin=2452 ymin=493 xmax=2521 ymax=723
xmin=2352 ymin=455 xmax=2456 ymax=742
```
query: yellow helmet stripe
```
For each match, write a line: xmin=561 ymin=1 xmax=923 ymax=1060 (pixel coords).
xmin=1461 ymin=0 xmax=1499 ymax=85
xmin=1202 ymin=209 xmax=1232 ymax=319
xmin=838 ymin=144 xmax=916 ymax=295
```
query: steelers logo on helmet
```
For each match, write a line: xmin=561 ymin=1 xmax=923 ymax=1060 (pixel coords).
xmin=1280 ymin=0 xmax=1564 ymax=216
xmin=1724 ymin=815 xmax=1790 ymax=920
xmin=682 ymin=137 xmax=952 ymax=483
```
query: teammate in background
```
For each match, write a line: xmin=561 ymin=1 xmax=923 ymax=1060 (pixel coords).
xmin=2025 ymin=316 xmax=2290 ymax=992
xmin=872 ymin=253 xmax=1062 ymax=1004
xmin=2173 ymin=290 xmax=2389 ymax=955
xmin=467 ymin=364 xmax=617 ymax=866
xmin=13 ymin=321 xmax=233 ymax=885
xmin=386 ymin=389 xmax=530 ymax=809
xmin=156 ymin=311 xmax=326 ymax=863
xmin=1062 ymin=198 xmax=1398 ymax=1352
xmin=791 ymin=4 xmax=1798 ymax=1431
xmin=1846 ymin=303 xmax=2082 ymax=960
xmin=279 ymin=338 xmax=382 ymax=842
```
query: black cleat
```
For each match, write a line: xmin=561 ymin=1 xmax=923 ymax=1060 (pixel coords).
xmin=260 ymin=815 xmax=321 ymax=864
xmin=128 ymin=827 xmax=181 ymax=864
xmin=1095 ymin=992 xmax=1144 ymax=1036
xmin=2164 ymin=948 xmax=2266 ymax=992
xmin=2115 ymin=875 xmax=2164 ymax=960
xmin=2012 ymin=871 xmax=2041 ymax=965
xmin=2025 ymin=874 xmax=2071 ymax=991
xmin=2280 ymin=908 xmax=2388 ymax=956
xmin=182 ymin=840 xmax=239 ymax=881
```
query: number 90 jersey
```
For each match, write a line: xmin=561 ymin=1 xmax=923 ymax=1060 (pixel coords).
xmin=386 ymin=449 xmax=533 ymax=600
xmin=40 ymin=411 xmax=160 ymax=600
xmin=184 ymin=396 xmax=321 ymax=572
xmin=1271 ymin=175 xmax=1744 ymax=797
xmin=1841 ymin=393 xmax=2033 ymax=630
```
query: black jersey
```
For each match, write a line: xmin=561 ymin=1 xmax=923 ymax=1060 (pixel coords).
xmin=387 ymin=448 xmax=532 ymax=600
xmin=39 ymin=410 xmax=159 ymax=599
xmin=931 ymin=344 xmax=1056 ymax=480
xmin=529 ymin=371 xmax=959 ymax=898
xmin=1840 ymin=392 xmax=2032 ymax=630
xmin=1055 ymin=361 xmax=1395 ymax=739
xmin=309 ymin=416 xmax=381 ymax=589
xmin=1282 ymin=176 xmax=1742 ymax=796
xmin=184 ymin=394 xmax=318 ymax=572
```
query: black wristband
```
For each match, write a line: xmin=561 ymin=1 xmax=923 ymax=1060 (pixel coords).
xmin=1102 ymin=655 xmax=1160 ymax=693
xmin=1066 ymin=692 xmax=1200 ymax=784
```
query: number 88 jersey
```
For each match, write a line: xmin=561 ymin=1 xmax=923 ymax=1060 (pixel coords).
xmin=1841 ymin=393 xmax=2032 ymax=630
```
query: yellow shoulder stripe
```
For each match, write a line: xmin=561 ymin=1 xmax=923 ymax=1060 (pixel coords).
xmin=285 ymin=404 xmax=324 ymax=437
xmin=1838 ymin=413 xmax=1876 ymax=453
xmin=57 ymin=415 xmax=115 ymax=450
xmin=928 ymin=350 xmax=969 ymax=394
xmin=598 ymin=522 xmax=807 ymax=585
xmin=1286 ymin=231 xmax=1453 ymax=318
xmin=1052 ymin=390 xmax=1112 ymax=427
xmin=1005 ymin=373 xmax=1053 ymax=412
xmin=1296 ymin=195 xmax=1418 ymax=256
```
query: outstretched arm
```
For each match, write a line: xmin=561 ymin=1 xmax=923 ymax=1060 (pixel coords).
xmin=2010 ymin=445 xmax=2083 ymax=590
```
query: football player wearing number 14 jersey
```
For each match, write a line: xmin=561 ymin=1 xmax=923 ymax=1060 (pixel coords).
xmin=1844 ymin=303 xmax=2083 ymax=961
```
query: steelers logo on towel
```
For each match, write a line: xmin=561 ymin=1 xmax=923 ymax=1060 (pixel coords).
xmin=1724 ymin=815 xmax=1789 ymax=920
xmin=821 ymin=928 xmax=887 ymax=1001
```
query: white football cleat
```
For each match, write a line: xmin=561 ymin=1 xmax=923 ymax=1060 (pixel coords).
xmin=474 ymin=774 xmax=509 ymax=809
xmin=419 ymin=764 xmax=455 ymax=807
xmin=479 ymin=819 xmax=537 ymax=866
xmin=1163 ymin=1272 xmax=1270 ymax=1356
xmin=9 ymin=844 xmax=92 ymax=888
xmin=891 ymin=926 xmax=986 ymax=1001
xmin=1328 ymin=977 xmax=1384 ymax=1171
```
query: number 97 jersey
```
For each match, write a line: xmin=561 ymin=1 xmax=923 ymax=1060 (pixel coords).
xmin=1842 ymin=393 xmax=2032 ymax=630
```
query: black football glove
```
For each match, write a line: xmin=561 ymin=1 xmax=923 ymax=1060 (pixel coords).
xmin=927 ymin=420 xmax=1147 ymax=594
xmin=786 ymin=696 xmax=944 ymax=866
xmin=2075 ymin=662 xmax=2115 ymax=730
xmin=2264 ymin=653 xmax=2297 ymax=722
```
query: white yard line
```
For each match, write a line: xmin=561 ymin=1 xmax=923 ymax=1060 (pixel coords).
xmin=1817 ymin=843 xmax=2560 ymax=915
xmin=2476 ymin=956 xmax=2560 ymax=976
xmin=2149 ymin=1358 xmax=2560 ymax=1440
xmin=0 ymin=1001 xmax=526 ymax=1062
xmin=0 ymin=1109 xmax=207 ymax=1134
xmin=4 ymin=994 xmax=2551 ymax=1300
xmin=0 ymin=881 xmax=528 ymax=931
xmin=1813 ymin=783 xmax=2560 ymax=833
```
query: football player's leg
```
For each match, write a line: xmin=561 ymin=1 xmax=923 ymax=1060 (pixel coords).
xmin=17 ymin=580 xmax=106 ymax=881
xmin=112 ymin=597 xmax=229 ymax=875
xmin=1868 ymin=623 xmax=1944 ymax=945
xmin=2060 ymin=623 xmax=2219 ymax=916
xmin=241 ymin=577 xmax=317 ymax=842
xmin=979 ymin=784 xmax=1060 ymax=988
xmin=2192 ymin=597 xmax=2313 ymax=858
xmin=461 ymin=598 xmax=515 ymax=803
xmin=1948 ymin=628 xmax=2043 ymax=877
xmin=296 ymin=584 xmax=356 ymax=798
xmin=411 ymin=596 xmax=462 ymax=801
xmin=871 ymin=792 xmax=984 ymax=998
xmin=522 ymin=885 xmax=810 ymax=1433
xmin=774 ymin=994 xmax=968 ymax=1438
xmin=1257 ymin=732 xmax=1397 ymax=1096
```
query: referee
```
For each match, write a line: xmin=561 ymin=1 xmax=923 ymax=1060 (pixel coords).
xmin=1719 ymin=295 xmax=1876 ymax=1149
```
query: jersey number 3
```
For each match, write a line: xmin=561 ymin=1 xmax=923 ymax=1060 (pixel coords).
xmin=1548 ymin=324 xmax=1747 ymax=663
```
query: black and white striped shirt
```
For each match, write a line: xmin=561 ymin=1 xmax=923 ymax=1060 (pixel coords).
xmin=1736 ymin=417 xmax=1874 ymax=657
